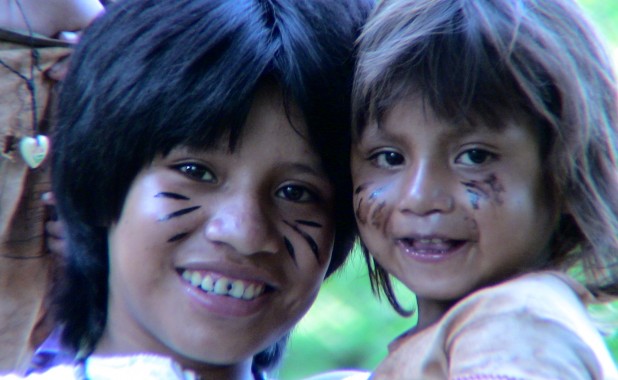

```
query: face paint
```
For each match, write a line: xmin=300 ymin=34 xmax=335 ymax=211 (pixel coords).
xmin=155 ymin=192 xmax=190 ymax=200
xmin=461 ymin=173 xmax=504 ymax=209
xmin=157 ymin=206 xmax=201 ymax=222
xmin=371 ymin=201 xmax=388 ymax=230
xmin=283 ymin=237 xmax=297 ymax=264
xmin=295 ymin=220 xmax=323 ymax=228
xmin=354 ymin=182 xmax=374 ymax=225
xmin=284 ymin=220 xmax=320 ymax=264
xmin=466 ymin=189 xmax=481 ymax=210
xmin=355 ymin=183 xmax=391 ymax=233
xmin=154 ymin=192 xmax=197 ymax=242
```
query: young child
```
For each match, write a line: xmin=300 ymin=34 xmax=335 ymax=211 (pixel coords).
xmin=351 ymin=0 xmax=618 ymax=378
xmin=6 ymin=0 xmax=372 ymax=378
xmin=0 ymin=0 xmax=103 ymax=372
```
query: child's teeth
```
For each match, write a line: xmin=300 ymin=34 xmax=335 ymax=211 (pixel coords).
xmin=190 ymin=272 xmax=202 ymax=287
xmin=229 ymin=280 xmax=245 ymax=298
xmin=242 ymin=284 xmax=255 ymax=300
xmin=181 ymin=270 xmax=264 ymax=300
xmin=200 ymin=275 xmax=214 ymax=292
xmin=255 ymin=284 xmax=264 ymax=296
xmin=214 ymin=278 xmax=229 ymax=295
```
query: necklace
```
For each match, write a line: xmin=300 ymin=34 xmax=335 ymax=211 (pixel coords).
xmin=0 ymin=0 xmax=50 ymax=168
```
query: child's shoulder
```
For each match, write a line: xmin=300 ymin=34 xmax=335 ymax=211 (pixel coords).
xmin=441 ymin=271 xmax=617 ymax=378
xmin=375 ymin=271 xmax=617 ymax=379
xmin=447 ymin=271 xmax=597 ymax=334
xmin=470 ymin=270 xmax=590 ymax=309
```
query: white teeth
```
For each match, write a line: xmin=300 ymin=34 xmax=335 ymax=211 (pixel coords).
xmin=214 ymin=278 xmax=229 ymax=295
xmin=182 ymin=270 xmax=265 ymax=300
xmin=182 ymin=271 xmax=192 ymax=281
xmin=190 ymin=272 xmax=202 ymax=287
xmin=200 ymin=275 xmax=214 ymax=292
xmin=418 ymin=238 xmax=446 ymax=244
xmin=242 ymin=284 xmax=255 ymax=300
xmin=229 ymin=280 xmax=245 ymax=298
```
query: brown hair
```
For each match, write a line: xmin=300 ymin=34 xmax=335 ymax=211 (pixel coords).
xmin=353 ymin=0 xmax=618 ymax=313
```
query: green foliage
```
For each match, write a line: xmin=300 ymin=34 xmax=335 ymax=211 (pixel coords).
xmin=278 ymin=250 xmax=415 ymax=379
xmin=277 ymin=1 xmax=618 ymax=378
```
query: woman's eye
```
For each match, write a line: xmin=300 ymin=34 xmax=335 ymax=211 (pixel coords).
xmin=370 ymin=150 xmax=404 ymax=168
xmin=456 ymin=149 xmax=495 ymax=166
xmin=174 ymin=163 xmax=216 ymax=182
xmin=276 ymin=185 xmax=317 ymax=203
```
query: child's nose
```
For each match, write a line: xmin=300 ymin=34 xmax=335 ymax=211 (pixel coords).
xmin=204 ymin=193 xmax=279 ymax=255
xmin=397 ymin=161 xmax=454 ymax=215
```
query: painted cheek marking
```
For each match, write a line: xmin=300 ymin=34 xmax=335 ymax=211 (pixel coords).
xmin=461 ymin=173 xmax=504 ymax=208
xmin=369 ymin=187 xmax=385 ymax=200
xmin=355 ymin=183 xmax=388 ymax=228
xmin=284 ymin=220 xmax=320 ymax=264
xmin=483 ymin=174 xmax=504 ymax=204
xmin=466 ymin=189 xmax=481 ymax=210
xmin=158 ymin=205 xmax=201 ymax=222
xmin=355 ymin=183 xmax=372 ymax=195
xmin=155 ymin=192 xmax=196 ymax=243
xmin=283 ymin=237 xmax=297 ymax=265
xmin=461 ymin=180 xmax=489 ymax=209
xmin=155 ymin=192 xmax=190 ymax=200
xmin=295 ymin=220 xmax=323 ymax=228
xmin=168 ymin=232 xmax=189 ymax=243
xmin=354 ymin=182 xmax=374 ymax=225
xmin=355 ymin=197 xmax=367 ymax=225
xmin=371 ymin=201 xmax=387 ymax=229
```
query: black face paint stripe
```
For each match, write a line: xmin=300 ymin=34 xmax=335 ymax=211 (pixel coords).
xmin=155 ymin=192 xmax=190 ymax=200
xmin=158 ymin=206 xmax=201 ymax=222
xmin=355 ymin=184 xmax=369 ymax=194
xmin=283 ymin=237 xmax=297 ymax=265
xmin=168 ymin=232 xmax=189 ymax=243
xmin=284 ymin=220 xmax=320 ymax=263
xmin=466 ymin=189 xmax=480 ymax=210
xmin=295 ymin=220 xmax=322 ymax=228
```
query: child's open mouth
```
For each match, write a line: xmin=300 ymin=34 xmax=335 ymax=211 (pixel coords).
xmin=179 ymin=269 xmax=269 ymax=301
xmin=398 ymin=237 xmax=466 ymax=259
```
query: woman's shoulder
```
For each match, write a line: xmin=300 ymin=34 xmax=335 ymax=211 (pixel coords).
xmin=2 ymin=355 xmax=200 ymax=380
xmin=0 ymin=365 xmax=77 ymax=380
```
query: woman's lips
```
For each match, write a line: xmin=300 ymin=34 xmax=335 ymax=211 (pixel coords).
xmin=180 ymin=269 xmax=267 ymax=301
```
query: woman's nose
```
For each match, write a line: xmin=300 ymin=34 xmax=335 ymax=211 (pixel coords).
xmin=204 ymin=193 xmax=279 ymax=255
xmin=396 ymin=161 xmax=454 ymax=216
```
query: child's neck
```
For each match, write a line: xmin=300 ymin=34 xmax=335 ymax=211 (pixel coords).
xmin=414 ymin=298 xmax=454 ymax=331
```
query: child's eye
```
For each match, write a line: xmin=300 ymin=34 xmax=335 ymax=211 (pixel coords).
xmin=276 ymin=185 xmax=318 ymax=203
xmin=456 ymin=148 xmax=496 ymax=166
xmin=174 ymin=163 xmax=216 ymax=182
xmin=370 ymin=150 xmax=405 ymax=168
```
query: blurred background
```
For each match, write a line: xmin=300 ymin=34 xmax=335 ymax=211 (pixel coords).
xmin=277 ymin=1 xmax=618 ymax=378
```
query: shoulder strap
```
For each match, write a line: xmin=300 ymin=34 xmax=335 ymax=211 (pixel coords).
xmin=0 ymin=27 xmax=71 ymax=48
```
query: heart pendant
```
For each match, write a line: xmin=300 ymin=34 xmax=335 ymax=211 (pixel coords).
xmin=19 ymin=135 xmax=50 ymax=169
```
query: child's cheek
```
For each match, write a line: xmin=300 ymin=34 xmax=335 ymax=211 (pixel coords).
xmin=152 ymin=191 xmax=202 ymax=243
xmin=460 ymin=173 xmax=505 ymax=210
xmin=354 ymin=182 xmax=394 ymax=233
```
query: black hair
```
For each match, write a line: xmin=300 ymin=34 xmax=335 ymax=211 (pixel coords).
xmin=51 ymin=0 xmax=373 ymax=372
